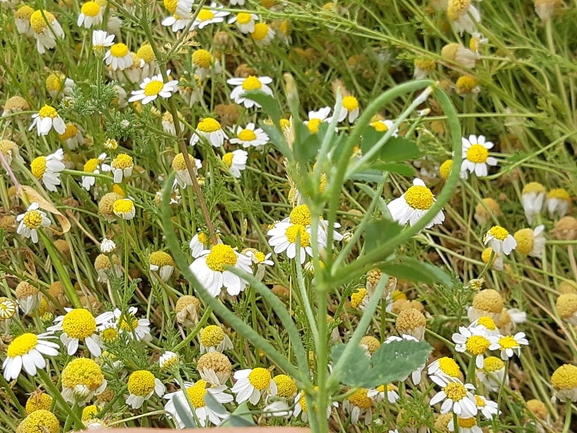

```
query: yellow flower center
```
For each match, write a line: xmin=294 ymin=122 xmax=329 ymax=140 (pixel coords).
xmin=18 ymin=410 xmax=60 ymax=433
xmin=342 ymin=96 xmax=359 ymax=112
xmin=371 ymin=120 xmax=388 ymax=132
xmin=110 ymin=43 xmax=129 ymax=58
xmin=438 ymin=357 xmax=461 ymax=377
xmin=552 ymin=365 xmax=577 ymax=390
xmin=163 ymin=0 xmax=177 ymax=14
xmin=192 ymin=49 xmax=212 ymax=68
xmin=348 ymin=388 xmax=372 ymax=409
xmin=522 ymin=182 xmax=546 ymax=195
xmin=150 ymin=251 xmax=174 ymax=267
xmin=307 ymin=118 xmax=322 ymax=134
xmin=23 ymin=210 xmax=44 ymax=229
xmin=273 ymin=375 xmax=297 ymax=398
xmin=112 ymin=153 xmax=133 ymax=169
xmin=81 ymin=1 xmax=101 ymax=17
xmin=15 ymin=5 xmax=34 ymax=20
xmin=242 ymin=76 xmax=263 ymax=91
xmin=457 ymin=417 xmax=477 ymax=428
xmin=186 ymin=381 xmax=207 ymax=408
xmin=118 ymin=314 xmax=139 ymax=332
xmin=197 ymin=9 xmax=214 ymax=21
xmin=514 ymin=229 xmax=534 ymax=255
xmin=248 ymin=367 xmax=271 ymax=391
xmin=104 ymin=138 xmax=118 ymax=150
xmin=31 ymin=156 xmax=47 ymax=178
xmin=444 ymin=382 xmax=467 ymax=401
xmin=498 ymin=335 xmax=518 ymax=349
xmin=62 ymin=309 xmax=97 ymax=339
xmin=488 ymin=225 xmax=509 ymax=241
xmin=279 ymin=118 xmax=290 ymax=130
xmin=289 ymin=205 xmax=312 ymax=226
xmin=100 ymin=327 xmax=118 ymax=343
xmin=205 ymin=244 xmax=238 ymax=272
xmin=456 ymin=76 xmax=478 ymax=93
xmin=199 ymin=325 xmax=225 ymax=347
xmin=38 ymin=105 xmax=58 ymax=118
xmin=7 ymin=333 xmax=38 ymax=357
xmin=26 ymin=392 xmax=53 ymax=414
xmin=466 ymin=144 xmax=489 ymax=163
xmin=222 ymin=152 xmax=234 ymax=167
xmin=251 ymin=23 xmax=269 ymax=41
xmin=477 ymin=316 xmax=497 ymax=330
xmin=45 ymin=73 xmax=63 ymax=92
xmin=350 ymin=288 xmax=367 ymax=308
xmin=237 ymin=12 xmax=252 ymax=24
xmin=198 ymin=232 xmax=208 ymax=245
xmin=238 ymin=128 xmax=257 ymax=141
xmin=172 ymin=153 xmax=192 ymax=171
xmin=127 ymin=370 xmax=156 ymax=396
xmin=62 ymin=358 xmax=104 ymax=390
xmin=465 ymin=335 xmax=490 ymax=355
xmin=484 ymin=356 xmax=504 ymax=372
xmin=84 ymin=158 xmax=99 ymax=173
xmin=475 ymin=395 xmax=485 ymax=407
xmin=82 ymin=405 xmax=101 ymax=421
xmin=197 ymin=118 xmax=221 ymax=133
xmin=60 ymin=123 xmax=78 ymax=141
xmin=285 ymin=224 xmax=310 ymax=247
xmin=254 ymin=251 xmax=266 ymax=262
xmin=112 ymin=184 xmax=125 ymax=196
xmin=136 ymin=44 xmax=155 ymax=63
xmin=30 ymin=10 xmax=55 ymax=33
xmin=414 ymin=58 xmax=436 ymax=71
xmin=439 ymin=159 xmax=453 ymax=180
xmin=447 ymin=0 xmax=471 ymax=20
xmin=113 ymin=199 xmax=134 ymax=214
xmin=299 ymin=393 xmax=308 ymax=413
xmin=404 ymin=185 xmax=434 ymax=210
xmin=548 ymin=188 xmax=571 ymax=201
xmin=143 ymin=80 xmax=164 ymax=97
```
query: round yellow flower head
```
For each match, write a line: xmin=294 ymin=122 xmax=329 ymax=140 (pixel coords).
xmin=522 ymin=182 xmax=546 ymax=195
xmin=197 ymin=351 xmax=232 ymax=376
xmin=127 ymin=370 xmax=156 ymax=397
xmin=98 ymin=192 xmax=123 ymax=218
xmin=483 ymin=356 xmax=504 ymax=372
xmin=149 ymin=251 xmax=174 ymax=267
xmin=551 ymin=364 xmax=577 ymax=391
xmin=439 ymin=159 xmax=453 ymax=180
xmin=360 ymin=335 xmax=381 ymax=354
xmin=4 ymin=96 xmax=30 ymax=114
xmin=447 ymin=0 xmax=471 ymax=20
xmin=25 ymin=391 xmax=53 ymax=414
xmin=175 ymin=295 xmax=201 ymax=313
xmin=136 ymin=44 xmax=155 ymax=63
xmin=348 ymin=388 xmax=373 ymax=409
xmin=273 ymin=374 xmax=297 ymax=398
xmin=199 ymin=325 xmax=226 ymax=348
xmin=414 ymin=58 xmax=436 ymax=72
xmin=192 ymin=49 xmax=212 ymax=69
xmin=434 ymin=413 xmax=453 ymax=433
xmin=81 ymin=404 xmax=102 ymax=421
xmin=474 ymin=198 xmax=502 ymax=224
xmin=350 ymin=288 xmax=367 ymax=309
xmin=16 ymin=409 xmax=60 ymax=433
xmin=16 ymin=281 xmax=39 ymax=299
xmin=556 ymin=294 xmax=577 ymax=319
xmin=552 ymin=216 xmax=577 ymax=241
xmin=472 ymin=289 xmax=504 ymax=314
xmin=513 ymin=228 xmax=534 ymax=255
xmin=94 ymin=253 xmax=121 ymax=271
xmin=456 ymin=75 xmax=478 ymax=95
xmin=396 ymin=308 xmax=426 ymax=339
xmin=559 ymin=281 xmax=577 ymax=295
xmin=525 ymin=399 xmax=548 ymax=420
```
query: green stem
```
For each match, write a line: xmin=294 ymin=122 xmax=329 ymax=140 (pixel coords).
xmin=37 ymin=369 xmax=84 ymax=429
xmin=563 ymin=399 xmax=573 ymax=433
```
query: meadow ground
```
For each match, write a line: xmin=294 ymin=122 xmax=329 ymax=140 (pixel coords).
xmin=1 ymin=0 xmax=577 ymax=431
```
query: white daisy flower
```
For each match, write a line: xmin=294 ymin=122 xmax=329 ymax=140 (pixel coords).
xmin=199 ymin=325 xmax=233 ymax=353
xmin=58 ymin=123 xmax=85 ymax=150
xmin=2 ymin=332 xmax=59 ymax=380
xmin=192 ymin=2 xmax=230 ymax=29
xmin=448 ymin=0 xmax=481 ymax=36
xmin=243 ymin=249 xmax=274 ymax=281
xmin=335 ymin=95 xmax=360 ymax=123
xmin=82 ymin=153 xmax=109 ymax=191
xmin=448 ymin=416 xmax=483 ymax=433
xmin=61 ymin=358 xmax=107 ymax=404
xmin=429 ymin=380 xmax=478 ymax=418
xmin=48 ymin=308 xmax=113 ymax=357
xmin=77 ymin=1 xmax=103 ymax=28
xmin=546 ymin=188 xmax=572 ymax=218
xmin=488 ymin=332 xmax=529 ymax=360
xmin=126 ymin=370 xmax=165 ymax=409
xmin=370 ymin=118 xmax=399 ymax=136
xmin=104 ymin=43 xmax=133 ymax=71
xmin=367 ymin=384 xmax=399 ymax=404
xmin=92 ymin=29 xmax=115 ymax=53
xmin=29 ymin=10 xmax=64 ymax=54
xmin=514 ymin=225 xmax=546 ymax=258
xmin=108 ymin=307 xmax=152 ymax=342
xmin=162 ymin=0 xmax=193 ymax=22
xmin=293 ymin=390 xmax=338 ymax=422
xmin=229 ymin=123 xmax=270 ymax=148
xmin=190 ymin=118 xmax=228 ymax=147
xmin=475 ymin=395 xmax=500 ymax=420
xmin=189 ymin=231 xmax=222 ymax=259
xmin=476 ymin=356 xmax=508 ymax=392
xmin=227 ymin=75 xmax=274 ymax=108
xmin=189 ymin=244 xmax=253 ymax=297
xmin=159 ymin=351 xmax=179 ymax=370
xmin=30 ymin=148 xmax=66 ymax=192
xmin=483 ymin=225 xmax=517 ymax=255
xmin=521 ymin=182 xmax=546 ymax=225
xmin=29 ymin=105 xmax=66 ymax=136
xmin=100 ymin=237 xmax=116 ymax=253
xmin=251 ymin=22 xmax=274 ymax=46
xmin=162 ymin=14 xmax=191 ymax=32
xmin=305 ymin=106 xmax=332 ymax=134
xmin=113 ymin=198 xmax=136 ymax=220
xmin=452 ymin=326 xmax=490 ymax=368
xmin=16 ymin=203 xmax=51 ymax=244
xmin=231 ymin=368 xmax=277 ymax=404
xmin=428 ymin=356 xmax=462 ymax=386
xmin=342 ymin=388 xmax=374 ymax=426
xmin=164 ymin=380 xmax=232 ymax=427
xmin=222 ymin=149 xmax=248 ymax=178
xmin=228 ymin=12 xmax=259 ymax=34
xmin=267 ymin=222 xmax=313 ymax=264
xmin=460 ymin=135 xmax=498 ymax=178
xmin=109 ymin=153 xmax=134 ymax=183
xmin=14 ymin=6 xmax=34 ymax=36
xmin=387 ymin=178 xmax=445 ymax=229
xmin=128 ymin=73 xmax=179 ymax=104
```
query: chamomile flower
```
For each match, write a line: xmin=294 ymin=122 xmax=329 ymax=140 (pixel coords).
xmin=175 ymin=296 xmax=202 ymax=328
xmin=368 ymin=384 xmax=400 ymax=404
xmin=305 ymin=106 xmax=332 ymax=134
xmin=396 ymin=308 xmax=427 ymax=340
xmin=190 ymin=231 xmax=222 ymax=258
xmin=546 ymin=188 xmax=572 ymax=218
xmin=149 ymin=251 xmax=175 ymax=281
xmin=488 ymin=332 xmax=529 ymax=360
xmin=452 ymin=326 xmax=491 ymax=368
xmin=30 ymin=148 xmax=66 ymax=192
xmin=109 ymin=153 xmax=134 ymax=182
xmin=557 ymin=293 xmax=577 ymax=325
xmin=59 ymin=123 xmax=85 ymax=149
xmin=164 ymin=380 xmax=233 ymax=427
xmin=430 ymin=380 xmax=478 ymax=418
xmin=229 ymin=12 xmax=259 ymax=33
xmin=128 ymin=73 xmax=179 ymax=104
xmin=484 ymin=225 xmax=517 ymax=255
xmin=109 ymin=307 xmax=152 ymax=342
xmin=92 ymin=30 xmax=115 ymax=55
xmin=126 ymin=370 xmax=165 ymax=409
xmin=136 ymin=44 xmax=158 ymax=78
xmin=197 ymin=352 xmax=233 ymax=385
xmin=172 ymin=152 xmax=202 ymax=188
xmin=293 ymin=389 xmax=338 ymax=422
xmin=199 ymin=325 xmax=233 ymax=353
xmin=227 ymin=75 xmax=274 ymax=108
xmin=45 ymin=72 xmax=75 ymax=98
xmin=448 ymin=416 xmax=482 ymax=433
xmin=350 ymin=288 xmax=370 ymax=310
xmin=242 ymin=248 xmax=273 ymax=281
xmin=30 ymin=105 xmax=66 ymax=136
xmin=2 ymin=332 xmax=59 ymax=380
xmin=0 ymin=297 xmax=17 ymax=320
xmin=428 ymin=357 xmax=463 ymax=385
xmin=189 ymin=244 xmax=253 ymax=297
xmin=25 ymin=391 xmax=53 ymax=414
xmin=82 ymin=153 xmax=109 ymax=191
xmin=267 ymin=222 xmax=313 ymax=264
xmin=521 ymin=182 xmax=546 ymax=224
xmin=94 ymin=253 xmax=123 ymax=282
xmin=159 ymin=351 xmax=179 ymax=370
xmin=77 ymin=1 xmax=103 ymax=28
xmin=113 ymin=198 xmax=136 ymax=220
xmin=16 ymin=203 xmax=51 ymax=243
xmin=370 ymin=117 xmax=399 ymax=136
xmin=163 ymin=0 xmax=193 ymax=22
xmin=192 ymin=2 xmax=230 ymax=29
xmin=447 ymin=0 xmax=481 ymax=36
xmin=413 ymin=58 xmax=436 ymax=79
xmin=190 ymin=118 xmax=228 ymax=147
xmin=460 ymin=135 xmax=498 ymax=178
xmin=61 ymin=358 xmax=107 ymax=404
xmin=15 ymin=281 xmax=40 ymax=315
xmin=514 ymin=225 xmax=546 ymax=258
xmin=475 ymin=395 xmax=499 ymax=419
xmin=232 ymin=368 xmax=277 ymax=404
xmin=29 ymin=10 xmax=64 ymax=54
xmin=14 ymin=5 xmax=34 ymax=35
xmin=104 ymin=43 xmax=133 ymax=71
xmin=162 ymin=12 xmax=191 ymax=31
xmin=48 ymin=308 xmax=112 ymax=357
xmin=16 ymin=410 xmax=60 ymax=433
xmin=251 ymin=22 xmax=274 ymax=45
xmin=551 ymin=364 xmax=577 ymax=402
xmin=229 ymin=123 xmax=270 ymax=148
xmin=441 ymin=43 xmax=478 ymax=69
xmin=335 ymin=95 xmax=360 ymax=123
xmin=222 ymin=149 xmax=248 ymax=178
xmin=343 ymin=388 xmax=374 ymax=425
xmin=387 ymin=178 xmax=445 ymax=229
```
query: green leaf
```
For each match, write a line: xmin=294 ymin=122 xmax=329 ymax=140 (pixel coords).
xmin=259 ymin=122 xmax=290 ymax=158
xmin=294 ymin=120 xmax=321 ymax=164
xmin=171 ymin=394 xmax=197 ymax=428
xmin=360 ymin=128 xmax=422 ymax=163
xmin=350 ymin=169 xmax=385 ymax=183
xmin=220 ymin=402 xmax=256 ymax=427
xmin=372 ymin=162 xmax=415 ymax=176
xmin=204 ymin=392 xmax=227 ymax=416
xmin=364 ymin=219 xmax=403 ymax=253
xmin=379 ymin=257 xmax=453 ymax=288
xmin=244 ymin=91 xmax=281 ymax=126
xmin=330 ymin=343 xmax=371 ymax=387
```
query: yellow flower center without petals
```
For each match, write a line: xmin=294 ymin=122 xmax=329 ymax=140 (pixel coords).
xmin=101 ymin=327 xmax=118 ymax=343
xmin=137 ymin=44 xmax=155 ymax=63
xmin=84 ymin=158 xmax=99 ymax=173
xmin=128 ymin=370 xmax=156 ymax=396
xmin=248 ymin=367 xmax=271 ymax=391
xmin=523 ymin=182 xmax=546 ymax=195
xmin=45 ymin=73 xmax=63 ymax=92
xmin=144 ymin=80 xmax=164 ymax=97
xmin=30 ymin=10 xmax=55 ymax=33
xmin=488 ymin=225 xmax=509 ymax=241
xmin=371 ymin=120 xmax=389 ymax=132
xmin=289 ymin=204 xmax=312 ymax=226
xmin=187 ymin=381 xmax=207 ymax=408
xmin=112 ymin=154 xmax=133 ymax=169
xmin=197 ymin=118 xmax=221 ymax=133
xmin=439 ymin=160 xmax=453 ymax=180
xmin=7 ymin=333 xmax=38 ymax=357
xmin=466 ymin=144 xmax=489 ymax=163
xmin=62 ymin=358 xmax=103 ymax=390
xmin=552 ymin=365 xmax=577 ymax=390
xmin=251 ymin=23 xmax=269 ymax=41
xmin=113 ymin=199 xmax=134 ymax=214
xmin=150 ymin=251 xmax=174 ymax=267
xmin=484 ymin=356 xmax=504 ymax=372
xmin=15 ymin=5 xmax=34 ymax=20
xmin=350 ymin=288 xmax=367 ymax=308
xmin=18 ymin=410 xmax=60 ymax=433
xmin=477 ymin=316 xmax=497 ymax=330
xmin=348 ymin=388 xmax=372 ymax=409
xmin=457 ymin=417 xmax=477 ymax=428
xmin=238 ymin=129 xmax=257 ymax=141
xmin=285 ymin=224 xmax=311 ymax=247
xmin=192 ymin=49 xmax=212 ymax=68
xmin=61 ymin=309 xmax=97 ymax=339
xmin=307 ymin=118 xmax=322 ymax=134
xmin=273 ymin=375 xmax=297 ymax=398
xmin=475 ymin=395 xmax=486 ymax=407
xmin=548 ymin=188 xmax=571 ymax=201
xmin=404 ymin=185 xmax=434 ymax=210
xmin=237 ymin=12 xmax=252 ymax=24
xmin=438 ymin=357 xmax=461 ymax=377
xmin=444 ymin=382 xmax=467 ymax=401
xmin=197 ymin=9 xmax=214 ymax=21
xmin=241 ymin=76 xmax=263 ymax=91
xmin=222 ymin=153 xmax=234 ymax=167
xmin=342 ymin=96 xmax=359 ymax=112
xmin=514 ymin=229 xmax=534 ymax=255
xmin=110 ymin=43 xmax=129 ymax=58
xmin=23 ymin=210 xmax=44 ymax=229
xmin=205 ymin=244 xmax=238 ymax=272
xmin=81 ymin=2 xmax=101 ymax=17
xmin=465 ymin=335 xmax=490 ymax=355
xmin=39 ymin=105 xmax=58 ymax=119
xmin=31 ymin=156 xmax=47 ymax=178
xmin=199 ymin=325 xmax=225 ymax=347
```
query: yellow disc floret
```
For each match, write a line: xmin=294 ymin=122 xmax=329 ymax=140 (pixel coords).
xmin=342 ymin=96 xmax=359 ymax=112
xmin=466 ymin=144 xmax=489 ymax=163
xmin=241 ymin=76 xmax=262 ymax=91
xmin=444 ymin=382 xmax=467 ymax=401
xmin=25 ymin=392 xmax=53 ymax=414
xmin=522 ymin=182 xmax=546 ymax=195
xmin=472 ymin=289 xmax=504 ymax=313
xmin=557 ymin=294 xmax=577 ymax=318
xmin=192 ymin=49 xmax=212 ymax=68
xmin=438 ymin=357 xmax=461 ymax=377
xmin=110 ymin=43 xmax=129 ymax=58
xmin=149 ymin=251 xmax=174 ymax=267
xmin=248 ymin=367 xmax=271 ymax=390
xmin=62 ymin=358 xmax=104 ymax=390
xmin=514 ymin=229 xmax=534 ymax=255
xmin=7 ymin=333 xmax=38 ymax=357
xmin=404 ymin=185 xmax=434 ymax=210
xmin=439 ymin=160 xmax=453 ymax=180
xmin=200 ymin=325 xmax=225 ymax=347
xmin=61 ymin=309 xmax=96 ymax=339
xmin=30 ymin=157 xmax=47 ymax=178
xmin=348 ymin=388 xmax=372 ymax=409
xmin=111 ymin=154 xmax=133 ymax=169
xmin=251 ymin=23 xmax=270 ymax=41
xmin=17 ymin=409 xmax=60 ymax=433
xmin=285 ymin=224 xmax=310 ymax=247
xmin=289 ymin=205 xmax=312 ymax=226
xmin=360 ymin=336 xmax=381 ymax=354
xmin=186 ymin=381 xmax=207 ymax=408
xmin=350 ymin=288 xmax=367 ymax=308
xmin=23 ymin=209 xmax=44 ymax=229
xmin=127 ymin=370 xmax=156 ymax=397
xmin=197 ymin=118 xmax=221 ymax=133
xmin=205 ymin=244 xmax=237 ymax=272
xmin=30 ymin=11 xmax=55 ymax=34
xmin=273 ymin=374 xmax=297 ymax=398
xmin=465 ymin=335 xmax=490 ymax=355
xmin=551 ymin=364 xmax=577 ymax=390
xmin=477 ymin=316 xmax=497 ymax=330
xmin=487 ymin=225 xmax=509 ymax=241
xmin=484 ymin=356 xmax=504 ymax=372
xmin=136 ymin=44 xmax=155 ymax=63
xmin=144 ymin=80 xmax=164 ymax=97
